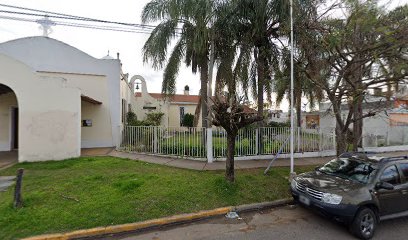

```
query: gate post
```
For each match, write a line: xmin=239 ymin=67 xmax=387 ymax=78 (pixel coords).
xmin=255 ymin=128 xmax=259 ymax=155
xmin=154 ymin=127 xmax=158 ymax=154
xmin=297 ymin=127 xmax=301 ymax=152
xmin=207 ymin=128 xmax=213 ymax=163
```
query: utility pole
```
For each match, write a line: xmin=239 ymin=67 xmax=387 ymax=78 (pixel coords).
xmin=289 ymin=0 xmax=296 ymax=179
xmin=206 ymin=38 xmax=215 ymax=163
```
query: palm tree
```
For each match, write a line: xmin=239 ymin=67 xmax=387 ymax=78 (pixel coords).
xmin=142 ymin=0 xmax=219 ymax=128
xmin=210 ymin=7 xmax=262 ymax=182
xmin=228 ymin=0 xmax=290 ymax=122
xmin=275 ymin=48 xmax=323 ymax=128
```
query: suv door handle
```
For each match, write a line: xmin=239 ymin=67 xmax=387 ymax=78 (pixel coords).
xmin=401 ymin=190 xmax=408 ymax=195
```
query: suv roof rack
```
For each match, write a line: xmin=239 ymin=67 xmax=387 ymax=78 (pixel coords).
xmin=379 ymin=156 xmax=408 ymax=163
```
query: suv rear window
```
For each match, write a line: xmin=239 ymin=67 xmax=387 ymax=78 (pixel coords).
xmin=399 ymin=163 xmax=408 ymax=181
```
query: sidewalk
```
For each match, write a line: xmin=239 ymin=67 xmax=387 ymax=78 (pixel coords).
xmin=0 ymin=151 xmax=18 ymax=170
xmin=109 ymin=150 xmax=333 ymax=171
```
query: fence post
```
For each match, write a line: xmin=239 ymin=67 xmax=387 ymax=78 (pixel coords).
xmin=154 ymin=127 xmax=158 ymax=154
xmin=255 ymin=128 xmax=259 ymax=155
xmin=318 ymin=129 xmax=322 ymax=152
xmin=207 ymin=128 xmax=213 ymax=163
xmin=297 ymin=127 xmax=300 ymax=152
xmin=14 ymin=168 xmax=24 ymax=208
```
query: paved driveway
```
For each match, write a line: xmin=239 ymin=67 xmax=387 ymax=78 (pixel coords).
xmin=0 ymin=151 xmax=17 ymax=169
xmin=106 ymin=205 xmax=408 ymax=240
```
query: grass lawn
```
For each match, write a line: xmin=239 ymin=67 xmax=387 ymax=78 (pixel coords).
xmin=0 ymin=157 xmax=315 ymax=239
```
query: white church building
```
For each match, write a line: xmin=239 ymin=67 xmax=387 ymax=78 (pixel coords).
xmin=0 ymin=36 xmax=138 ymax=162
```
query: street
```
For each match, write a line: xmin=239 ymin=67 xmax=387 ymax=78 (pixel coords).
xmin=102 ymin=205 xmax=408 ymax=240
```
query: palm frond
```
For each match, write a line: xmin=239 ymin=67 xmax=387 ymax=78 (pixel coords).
xmin=162 ymin=38 xmax=186 ymax=95
xmin=142 ymin=19 xmax=179 ymax=69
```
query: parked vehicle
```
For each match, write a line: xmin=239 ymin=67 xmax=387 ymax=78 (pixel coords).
xmin=291 ymin=152 xmax=408 ymax=239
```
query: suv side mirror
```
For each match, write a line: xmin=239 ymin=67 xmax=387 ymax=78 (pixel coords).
xmin=376 ymin=181 xmax=394 ymax=190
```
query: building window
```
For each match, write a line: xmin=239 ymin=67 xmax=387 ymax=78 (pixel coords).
xmin=180 ymin=107 xmax=185 ymax=126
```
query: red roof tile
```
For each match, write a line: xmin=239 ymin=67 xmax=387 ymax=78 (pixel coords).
xmin=135 ymin=92 xmax=200 ymax=103
xmin=135 ymin=92 xmax=256 ymax=113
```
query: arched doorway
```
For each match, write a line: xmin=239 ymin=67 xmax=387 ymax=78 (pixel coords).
xmin=0 ymin=83 xmax=18 ymax=164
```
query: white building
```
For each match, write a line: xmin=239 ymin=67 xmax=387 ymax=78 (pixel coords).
xmin=0 ymin=37 xmax=136 ymax=162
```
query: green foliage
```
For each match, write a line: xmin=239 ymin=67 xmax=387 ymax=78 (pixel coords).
xmin=0 ymin=157 xmax=317 ymax=239
xmin=266 ymin=121 xmax=290 ymax=128
xmin=126 ymin=112 xmax=164 ymax=126
xmin=145 ymin=112 xmax=164 ymax=126
xmin=126 ymin=111 xmax=138 ymax=126
xmin=182 ymin=113 xmax=194 ymax=127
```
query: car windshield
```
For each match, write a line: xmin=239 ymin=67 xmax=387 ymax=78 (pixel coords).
xmin=318 ymin=157 xmax=376 ymax=184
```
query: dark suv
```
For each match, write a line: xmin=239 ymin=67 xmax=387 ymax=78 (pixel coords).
xmin=290 ymin=152 xmax=408 ymax=239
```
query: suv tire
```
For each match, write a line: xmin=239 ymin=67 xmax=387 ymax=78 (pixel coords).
xmin=350 ymin=207 xmax=377 ymax=239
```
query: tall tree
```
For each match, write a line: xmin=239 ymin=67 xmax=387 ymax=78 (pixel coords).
xmin=211 ymin=6 xmax=262 ymax=182
xmin=303 ymin=0 xmax=408 ymax=153
xmin=230 ymin=0 xmax=290 ymax=121
xmin=275 ymin=48 xmax=323 ymax=128
xmin=274 ymin=0 xmax=324 ymax=128
xmin=142 ymin=0 xmax=219 ymax=128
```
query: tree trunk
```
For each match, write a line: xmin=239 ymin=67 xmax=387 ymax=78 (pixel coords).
xmin=296 ymin=94 xmax=302 ymax=128
xmin=256 ymin=53 xmax=265 ymax=154
xmin=200 ymin=63 xmax=208 ymax=129
xmin=336 ymin=125 xmax=347 ymax=155
xmin=352 ymin=94 xmax=363 ymax=151
xmin=256 ymin=55 xmax=265 ymax=122
xmin=226 ymin=132 xmax=237 ymax=182
xmin=193 ymin=93 xmax=201 ymax=127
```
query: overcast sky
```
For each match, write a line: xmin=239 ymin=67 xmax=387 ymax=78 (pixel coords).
xmin=0 ymin=0 xmax=201 ymax=95
xmin=0 ymin=0 xmax=406 ymax=109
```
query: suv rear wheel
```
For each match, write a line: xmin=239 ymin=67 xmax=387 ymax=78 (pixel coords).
xmin=350 ymin=207 xmax=377 ymax=239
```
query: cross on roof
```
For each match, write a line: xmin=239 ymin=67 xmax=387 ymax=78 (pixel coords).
xmin=36 ymin=16 xmax=56 ymax=37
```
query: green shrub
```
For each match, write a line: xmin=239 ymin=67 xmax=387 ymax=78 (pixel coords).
xmin=182 ymin=113 xmax=194 ymax=127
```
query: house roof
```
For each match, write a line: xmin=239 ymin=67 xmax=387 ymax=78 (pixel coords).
xmin=81 ymin=95 xmax=102 ymax=105
xmin=135 ymin=92 xmax=257 ymax=113
xmin=242 ymin=105 xmax=257 ymax=114
xmin=135 ymin=92 xmax=200 ymax=103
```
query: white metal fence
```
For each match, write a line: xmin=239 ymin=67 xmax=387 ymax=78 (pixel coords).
xmin=119 ymin=126 xmax=336 ymax=160
xmin=362 ymin=126 xmax=408 ymax=148
xmin=120 ymin=126 xmax=207 ymax=158
xmin=211 ymin=127 xmax=335 ymax=158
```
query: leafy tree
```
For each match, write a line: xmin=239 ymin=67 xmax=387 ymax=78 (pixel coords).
xmin=302 ymin=1 xmax=408 ymax=153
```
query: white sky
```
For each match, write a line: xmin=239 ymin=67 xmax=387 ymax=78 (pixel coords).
xmin=0 ymin=0 xmax=406 ymax=110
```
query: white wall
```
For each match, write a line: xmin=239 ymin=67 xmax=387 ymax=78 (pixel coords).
xmin=0 ymin=37 xmax=122 ymax=149
xmin=0 ymin=53 xmax=81 ymax=162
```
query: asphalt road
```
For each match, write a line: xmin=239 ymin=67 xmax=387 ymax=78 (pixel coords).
xmin=102 ymin=205 xmax=408 ymax=240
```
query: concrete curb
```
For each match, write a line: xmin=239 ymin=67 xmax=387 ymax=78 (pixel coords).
xmin=23 ymin=199 xmax=293 ymax=240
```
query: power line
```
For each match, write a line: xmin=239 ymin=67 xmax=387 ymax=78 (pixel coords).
xmin=0 ymin=4 xmax=184 ymax=35
xmin=0 ymin=3 xmax=160 ymax=30
xmin=0 ymin=15 xmax=157 ymax=34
